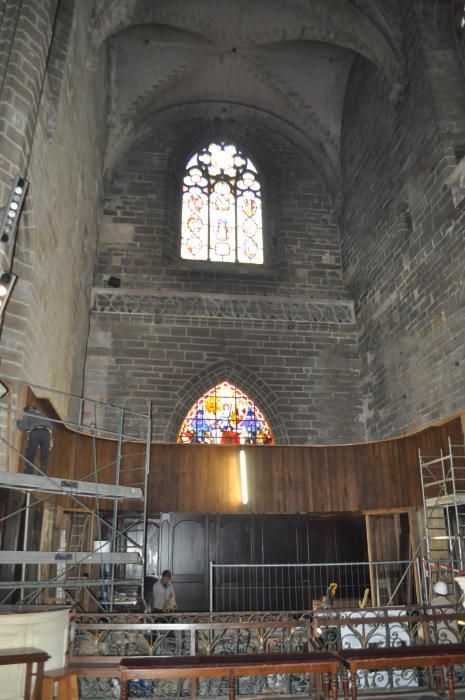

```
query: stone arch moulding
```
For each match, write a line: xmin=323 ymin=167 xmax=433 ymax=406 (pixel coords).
xmin=105 ymin=101 xmax=342 ymax=205
xmin=163 ymin=361 xmax=289 ymax=444
xmin=43 ymin=0 xmax=76 ymax=139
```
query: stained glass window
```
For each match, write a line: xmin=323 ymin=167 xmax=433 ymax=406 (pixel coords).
xmin=181 ymin=142 xmax=263 ymax=264
xmin=178 ymin=381 xmax=273 ymax=445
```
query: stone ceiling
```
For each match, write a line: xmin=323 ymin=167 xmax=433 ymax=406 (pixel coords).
xmin=90 ymin=0 xmax=405 ymax=200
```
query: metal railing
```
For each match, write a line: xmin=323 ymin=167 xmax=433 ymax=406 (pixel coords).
xmin=209 ymin=560 xmax=421 ymax=612
xmin=70 ymin=616 xmax=312 ymax=661
xmin=0 ymin=375 xmax=150 ymax=441
xmin=72 ymin=610 xmax=310 ymax=625
xmin=71 ymin=607 xmax=465 ymax=697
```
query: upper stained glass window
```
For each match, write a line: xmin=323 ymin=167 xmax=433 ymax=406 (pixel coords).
xmin=178 ymin=381 xmax=273 ymax=445
xmin=181 ymin=142 xmax=263 ymax=264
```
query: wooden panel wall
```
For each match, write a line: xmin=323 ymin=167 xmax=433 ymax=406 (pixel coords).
xmin=156 ymin=513 xmax=369 ymax=611
xmin=149 ymin=419 xmax=464 ymax=514
xmin=9 ymin=393 xmax=464 ymax=516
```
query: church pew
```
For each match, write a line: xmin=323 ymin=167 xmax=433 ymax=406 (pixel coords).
xmin=119 ymin=651 xmax=341 ymax=700
xmin=337 ymin=644 xmax=465 ymax=700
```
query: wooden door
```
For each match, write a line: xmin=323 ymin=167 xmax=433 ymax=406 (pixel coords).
xmin=162 ymin=513 xmax=209 ymax=611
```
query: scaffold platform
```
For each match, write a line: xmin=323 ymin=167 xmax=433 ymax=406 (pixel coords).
xmin=0 ymin=471 xmax=143 ymax=499
xmin=0 ymin=578 xmax=134 ymax=589
xmin=0 ymin=551 xmax=142 ymax=565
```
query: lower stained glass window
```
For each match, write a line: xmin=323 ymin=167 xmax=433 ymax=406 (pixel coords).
xmin=178 ymin=382 xmax=274 ymax=445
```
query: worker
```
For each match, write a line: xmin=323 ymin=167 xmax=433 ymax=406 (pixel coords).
xmin=17 ymin=404 xmax=53 ymax=474
xmin=418 ymin=580 xmax=458 ymax=644
xmin=153 ymin=569 xmax=177 ymax=612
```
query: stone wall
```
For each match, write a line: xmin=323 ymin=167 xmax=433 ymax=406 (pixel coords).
xmin=85 ymin=126 xmax=364 ymax=444
xmin=340 ymin=2 xmax=465 ymax=439
xmin=5 ymin=0 xmax=462 ymax=445
xmin=0 ymin=0 xmax=106 ymax=412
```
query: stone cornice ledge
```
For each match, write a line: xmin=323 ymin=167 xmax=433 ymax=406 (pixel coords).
xmin=91 ymin=288 xmax=355 ymax=325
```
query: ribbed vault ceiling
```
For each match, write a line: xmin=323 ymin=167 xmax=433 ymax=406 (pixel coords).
xmin=92 ymin=0 xmax=405 ymax=200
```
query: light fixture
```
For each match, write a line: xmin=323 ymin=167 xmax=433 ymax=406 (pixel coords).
xmin=0 ymin=176 xmax=28 ymax=244
xmin=0 ymin=270 xmax=17 ymax=318
xmin=239 ymin=449 xmax=248 ymax=505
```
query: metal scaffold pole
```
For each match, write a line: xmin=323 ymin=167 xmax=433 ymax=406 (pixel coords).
xmin=20 ymin=491 xmax=30 ymax=602
xmin=141 ymin=400 xmax=152 ymax=611
xmin=108 ymin=405 xmax=124 ymax=612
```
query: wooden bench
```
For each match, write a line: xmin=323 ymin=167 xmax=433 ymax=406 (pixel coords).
xmin=45 ymin=660 xmax=121 ymax=700
xmin=337 ymin=643 xmax=465 ymax=700
xmin=0 ymin=647 xmax=49 ymax=700
xmin=44 ymin=661 xmax=121 ymax=698
xmin=120 ymin=651 xmax=341 ymax=700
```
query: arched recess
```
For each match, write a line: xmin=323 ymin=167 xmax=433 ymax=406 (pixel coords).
xmin=90 ymin=0 xmax=405 ymax=89
xmin=105 ymin=101 xmax=342 ymax=205
xmin=163 ymin=361 xmax=289 ymax=444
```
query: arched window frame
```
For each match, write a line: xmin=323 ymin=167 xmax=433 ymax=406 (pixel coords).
xmin=179 ymin=141 xmax=266 ymax=266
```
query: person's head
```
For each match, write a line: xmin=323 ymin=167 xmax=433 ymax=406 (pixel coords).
xmin=433 ymin=580 xmax=448 ymax=596
xmin=161 ymin=569 xmax=172 ymax=586
xmin=24 ymin=404 xmax=36 ymax=412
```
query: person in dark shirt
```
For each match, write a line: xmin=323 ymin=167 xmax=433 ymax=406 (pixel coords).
xmin=17 ymin=405 xmax=53 ymax=474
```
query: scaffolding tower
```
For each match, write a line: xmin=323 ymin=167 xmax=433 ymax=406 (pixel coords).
xmin=0 ymin=378 xmax=151 ymax=612
xmin=419 ymin=437 xmax=465 ymax=597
